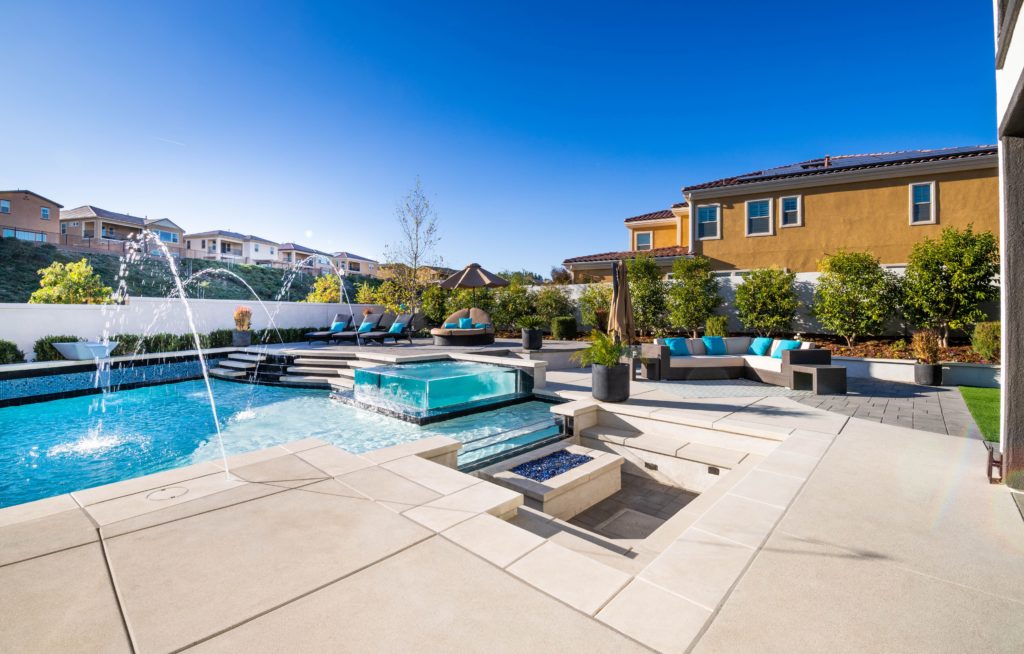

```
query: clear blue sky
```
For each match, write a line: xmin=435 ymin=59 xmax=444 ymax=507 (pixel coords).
xmin=2 ymin=1 xmax=997 ymax=275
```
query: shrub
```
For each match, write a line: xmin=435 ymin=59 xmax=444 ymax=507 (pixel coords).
xmin=627 ymin=254 xmax=667 ymax=335
xmin=518 ymin=314 xmax=546 ymax=330
xmin=33 ymin=334 xmax=84 ymax=361
xmin=578 ymin=283 xmax=612 ymax=330
xmin=551 ymin=316 xmax=577 ymax=340
xmin=233 ymin=305 xmax=252 ymax=331
xmin=911 ymin=330 xmax=941 ymax=365
xmin=419 ymin=284 xmax=450 ymax=326
xmin=112 ymin=333 xmax=143 ymax=355
xmin=446 ymin=288 xmax=494 ymax=317
xmin=705 ymin=315 xmax=728 ymax=337
xmin=667 ymin=256 xmax=721 ymax=337
xmin=571 ymin=331 xmax=626 ymax=368
xmin=902 ymin=225 xmax=999 ymax=346
xmin=734 ymin=268 xmax=799 ymax=336
xmin=29 ymin=259 xmax=114 ymax=305
xmin=253 ymin=326 xmax=321 ymax=345
xmin=0 ymin=339 xmax=25 ymax=364
xmin=304 ymin=275 xmax=341 ymax=303
xmin=890 ymin=338 xmax=909 ymax=357
xmin=533 ymin=286 xmax=575 ymax=325
xmin=813 ymin=251 xmax=899 ymax=346
xmin=490 ymin=283 xmax=533 ymax=329
xmin=203 ymin=329 xmax=234 ymax=349
xmin=972 ymin=321 xmax=1000 ymax=362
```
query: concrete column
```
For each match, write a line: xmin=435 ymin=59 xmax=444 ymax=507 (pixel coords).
xmin=1000 ymin=136 xmax=1024 ymax=489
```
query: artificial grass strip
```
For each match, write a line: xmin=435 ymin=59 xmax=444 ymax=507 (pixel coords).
xmin=959 ymin=386 xmax=1000 ymax=443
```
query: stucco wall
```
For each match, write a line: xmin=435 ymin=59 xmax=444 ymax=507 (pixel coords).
xmin=691 ymin=168 xmax=999 ymax=272
xmin=629 ymin=223 xmax=678 ymax=249
xmin=0 ymin=192 xmax=61 ymax=242
xmin=0 ymin=299 xmax=382 ymax=360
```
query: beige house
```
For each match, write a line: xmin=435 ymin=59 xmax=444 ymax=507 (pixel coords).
xmin=277 ymin=243 xmax=336 ymax=275
xmin=184 ymin=230 xmax=279 ymax=265
xmin=333 ymin=251 xmax=380 ymax=278
xmin=0 ymin=190 xmax=63 ymax=244
xmin=59 ymin=205 xmax=185 ymax=256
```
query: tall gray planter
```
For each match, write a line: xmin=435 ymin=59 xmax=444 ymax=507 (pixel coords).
xmin=232 ymin=330 xmax=252 ymax=347
xmin=592 ymin=363 xmax=630 ymax=402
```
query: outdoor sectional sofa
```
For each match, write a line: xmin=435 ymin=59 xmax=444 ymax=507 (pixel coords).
xmin=430 ymin=308 xmax=496 ymax=346
xmin=640 ymin=336 xmax=833 ymax=387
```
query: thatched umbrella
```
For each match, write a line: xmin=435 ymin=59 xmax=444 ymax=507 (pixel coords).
xmin=607 ymin=260 xmax=635 ymax=345
xmin=439 ymin=263 xmax=509 ymax=305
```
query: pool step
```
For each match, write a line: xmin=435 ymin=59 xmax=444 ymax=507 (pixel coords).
xmin=229 ymin=353 xmax=266 ymax=363
xmin=220 ymin=360 xmax=257 ymax=370
xmin=278 ymin=375 xmax=332 ymax=387
xmin=286 ymin=366 xmax=344 ymax=376
xmin=292 ymin=357 xmax=357 ymax=367
xmin=210 ymin=367 xmax=245 ymax=379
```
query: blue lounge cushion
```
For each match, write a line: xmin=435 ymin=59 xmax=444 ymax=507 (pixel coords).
xmin=444 ymin=322 xmax=458 ymax=329
xmin=330 ymin=319 xmax=349 ymax=333
xmin=357 ymin=321 xmax=375 ymax=333
xmin=474 ymin=323 xmax=490 ymax=329
xmin=664 ymin=337 xmax=689 ymax=356
xmin=748 ymin=336 xmax=773 ymax=356
xmin=388 ymin=321 xmax=405 ymax=334
xmin=702 ymin=336 xmax=727 ymax=356
xmin=458 ymin=317 xmax=473 ymax=329
xmin=772 ymin=340 xmax=802 ymax=359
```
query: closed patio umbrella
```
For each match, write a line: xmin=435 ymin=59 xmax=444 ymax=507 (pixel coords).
xmin=607 ymin=260 xmax=635 ymax=345
xmin=439 ymin=263 xmax=509 ymax=307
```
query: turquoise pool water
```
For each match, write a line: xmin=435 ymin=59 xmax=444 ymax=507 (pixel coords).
xmin=354 ymin=360 xmax=522 ymax=411
xmin=0 ymin=379 xmax=558 ymax=509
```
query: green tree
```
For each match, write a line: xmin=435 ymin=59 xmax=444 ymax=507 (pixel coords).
xmin=29 ymin=259 xmax=113 ymax=304
xmin=303 ymin=274 xmax=341 ymax=303
xmin=813 ymin=251 xmax=899 ymax=346
xmin=532 ymin=286 xmax=575 ymax=325
xmin=497 ymin=270 xmax=542 ymax=286
xmin=667 ymin=256 xmax=721 ymax=337
xmin=901 ymin=225 xmax=999 ymax=347
xmin=446 ymin=288 xmax=494 ymax=317
xmin=578 ymin=283 xmax=612 ymax=329
xmin=626 ymin=255 xmax=667 ymax=335
xmin=490 ymin=282 xmax=534 ymax=329
xmin=419 ymin=284 xmax=450 ymax=325
xmin=734 ymin=267 xmax=799 ymax=336
xmin=549 ymin=266 xmax=572 ymax=284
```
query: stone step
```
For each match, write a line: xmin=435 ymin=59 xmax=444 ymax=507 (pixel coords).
xmin=347 ymin=359 xmax=381 ymax=369
xmin=292 ymin=357 xmax=356 ymax=367
xmin=337 ymin=368 xmax=357 ymax=379
xmin=220 ymin=360 xmax=257 ymax=370
xmin=286 ymin=366 xmax=343 ymax=376
xmin=278 ymin=375 xmax=332 ymax=387
xmin=580 ymin=426 xmax=747 ymax=468
xmin=286 ymin=350 xmax=358 ymax=360
xmin=210 ymin=367 xmax=245 ymax=379
xmin=229 ymin=353 xmax=266 ymax=363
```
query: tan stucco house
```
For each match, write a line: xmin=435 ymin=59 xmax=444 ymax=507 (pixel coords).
xmin=59 ymin=205 xmax=185 ymax=256
xmin=0 ymin=190 xmax=63 ymax=244
xmin=184 ymin=230 xmax=279 ymax=265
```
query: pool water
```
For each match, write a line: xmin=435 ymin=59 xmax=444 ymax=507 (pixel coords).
xmin=354 ymin=360 xmax=523 ymax=411
xmin=0 ymin=379 xmax=559 ymax=509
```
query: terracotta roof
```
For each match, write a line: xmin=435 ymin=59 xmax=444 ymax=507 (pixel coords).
xmin=683 ymin=145 xmax=997 ymax=192
xmin=623 ymin=209 xmax=675 ymax=224
xmin=564 ymin=246 xmax=689 ymax=265
xmin=0 ymin=189 xmax=63 ymax=208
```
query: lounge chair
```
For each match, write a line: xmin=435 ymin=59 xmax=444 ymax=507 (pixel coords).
xmin=358 ymin=313 xmax=417 ymax=346
xmin=305 ymin=313 xmax=353 ymax=343
xmin=430 ymin=308 xmax=495 ymax=346
xmin=330 ymin=312 xmax=384 ymax=344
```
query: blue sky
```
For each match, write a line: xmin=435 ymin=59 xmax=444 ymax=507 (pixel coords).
xmin=2 ymin=1 xmax=997 ymax=275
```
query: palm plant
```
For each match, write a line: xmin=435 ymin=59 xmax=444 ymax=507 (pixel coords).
xmin=571 ymin=330 xmax=626 ymax=368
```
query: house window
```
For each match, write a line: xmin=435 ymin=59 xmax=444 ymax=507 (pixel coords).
xmin=634 ymin=231 xmax=653 ymax=251
xmin=270 ymin=247 xmax=275 ymax=255
xmin=348 ymin=261 xmax=361 ymax=272
xmin=254 ymin=243 xmax=260 ymax=252
xmin=0 ymin=200 xmax=9 ymax=214
xmin=779 ymin=196 xmax=801 ymax=227
xmin=696 ymin=205 xmax=720 ymax=240
xmin=909 ymin=182 xmax=936 ymax=224
xmin=3 ymin=228 xmax=45 ymax=242
xmin=186 ymin=240 xmax=191 ymax=249
xmin=746 ymin=199 xmax=773 ymax=236
xmin=41 ymin=207 xmax=50 ymax=220
xmin=157 ymin=230 xmax=179 ymax=243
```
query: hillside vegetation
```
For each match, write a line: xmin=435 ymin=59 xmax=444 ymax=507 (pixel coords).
xmin=0 ymin=238 xmax=324 ymax=303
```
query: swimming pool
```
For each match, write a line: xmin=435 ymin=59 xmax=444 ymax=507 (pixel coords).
xmin=0 ymin=379 xmax=560 ymax=509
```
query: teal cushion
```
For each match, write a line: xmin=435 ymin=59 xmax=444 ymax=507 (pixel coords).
xmin=772 ymin=340 xmax=801 ymax=359
xmin=665 ymin=338 xmax=689 ymax=357
xmin=702 ymin=336 xmax=727 ymax=356
xmin=474 ymin=323 xmax=490 ymax=329
xmin=459 ymin=317 xmax=473 ymax=329
xmin=330 ymin=320 xmax=349 ymax=333
xmin=357 ymin=321 xmax=375 ymax=333
xmin=388 ymin=321 xmax=405 ymax=334
xmin=444 ymin=322 xmax=458 ymax=329
xmin=748 ymin=337 xmax=773 ymax=356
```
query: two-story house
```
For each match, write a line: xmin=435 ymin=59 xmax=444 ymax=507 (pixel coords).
xmin=59 ymin=205 xmax=185 ymax=256
xmin=0 ymin=190 xmax=63 ymax=244
xmin=563 ymin=145 xmax=999 ymax=279
xmin=183 ymin=230 xmax=279 ymax=265
xmin=277 ymin=243 xmax=336 ymax=275
xmin=333 ymin=251 xmax=380 ymax=278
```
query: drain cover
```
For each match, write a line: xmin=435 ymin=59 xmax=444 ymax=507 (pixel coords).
xmin=147 ymin=486 xmax=188 ymax=501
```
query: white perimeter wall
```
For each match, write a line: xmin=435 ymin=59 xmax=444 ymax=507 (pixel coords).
xmin=0 ymin=299 xmax=382 ymax=359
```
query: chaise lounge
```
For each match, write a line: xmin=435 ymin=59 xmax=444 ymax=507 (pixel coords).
xmin=330 ymin=312 xmax=384 ymax=344
xmin=430 ymin=308 xmax=496 ymax=346
xmin=358 ymin=313 xmax=417 ymax=346
xmin=305 ymin=313 xmax=353 ymax=344
xmin=640 ymin=335 xmax=840 ymax=390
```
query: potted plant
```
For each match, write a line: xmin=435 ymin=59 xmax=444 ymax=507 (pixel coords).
xmin=911 ymin=329 xmax=941 ymax=385
xmin=572 ymin=331 xmax=629 ymax=402
xmin=232 ymin=305 xmax=253 ymax=347
xmin=519 ymin=314 xmax=545 ymax=351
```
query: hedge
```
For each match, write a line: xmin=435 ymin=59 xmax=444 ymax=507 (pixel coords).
xmin=33 ymin=335 xmax=84 ymax=362
xmin=0 ymin=339 xmax=25 ymax=364
xmin=550 ymin=315 xmax=577 ymax=340
xmin=32 ymin=327 xmax=324 ymax=360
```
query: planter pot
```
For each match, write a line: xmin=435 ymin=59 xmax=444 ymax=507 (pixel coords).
xmin=592 ymin=363 xmax=630 ymax=402
xmin=232 ymin=330 xmax=252 ymax=347
xmin=522 ymin=328 xmax=543 ymax=351
xmin=913 ymin=363 xmax=941 ymax=385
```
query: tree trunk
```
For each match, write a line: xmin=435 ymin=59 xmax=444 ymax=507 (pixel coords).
xmin=845 ymin=335 xmax=855 ymax=348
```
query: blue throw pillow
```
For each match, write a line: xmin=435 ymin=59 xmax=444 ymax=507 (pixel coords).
xmin=357 ymin=321 xmax=375 ymax=333
xmin=388 ymin=321 xmax=405 ymax=334
xmin=474 ymin=323 xmax=490 ymax=329
xmin=664 ymin=337 xmax=689 ymax=357
xmin=330 ymin=320 xmax=348 ymax=333
xmin=458 ymin=317 xmax=473 ymax=329
xmin=748 ymin=336 xmax=773 ymax=356
xmin=702 ymin=336 xmax=726 ymax=356
xmin=444 ymin=322 xmax=458 ymax=328
xmin=772 ymin=340 xmax=801 ymax=359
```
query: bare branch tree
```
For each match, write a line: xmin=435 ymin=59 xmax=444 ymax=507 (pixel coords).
xmin=383 ymin=177 xmax=442 ymax=309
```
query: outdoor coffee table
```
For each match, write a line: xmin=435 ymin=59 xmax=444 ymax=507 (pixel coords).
xmin=790 ymin=364 xmax=847 ymax=395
